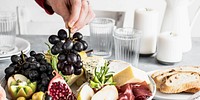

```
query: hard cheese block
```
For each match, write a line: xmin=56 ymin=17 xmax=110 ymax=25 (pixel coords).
xmin=108 ymin=60 xmax=150 ymax=86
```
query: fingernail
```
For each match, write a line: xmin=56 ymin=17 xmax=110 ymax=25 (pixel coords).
xmin=68 ymin=21 xmax=75 ymax=28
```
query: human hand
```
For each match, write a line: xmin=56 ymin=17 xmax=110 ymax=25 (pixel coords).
xmin=46 ymin=0 xmax=95 ymax=33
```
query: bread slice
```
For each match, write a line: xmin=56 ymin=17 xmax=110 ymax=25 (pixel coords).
xmin=152 ymin=66 xmax=200 ymax=89
xmin=184 ymin=87 xmax=200 ymax=93
xmin=151 ymin=66 xmax=200 ymax=79
xmin=159 ymin=72 xmax=200 ymax=93
xmin=153 ymin=71 xmax=178 ymax=89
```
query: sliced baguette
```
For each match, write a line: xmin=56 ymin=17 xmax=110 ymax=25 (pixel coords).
xmin=154 ymin=71 xmax=178 ymax=89
xmin=184 ymin=87 xmax=200 ymax=93
xmin=151 ymin=66 xmax=200 ymax=79
xmin=159 ymin=72 xmax=200 ymax=93
xmin=152 ymin=66 xmax=200 ymax=89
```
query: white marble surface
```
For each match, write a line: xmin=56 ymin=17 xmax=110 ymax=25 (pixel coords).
xmin=0 ymin=35 xmax=200 ymax=80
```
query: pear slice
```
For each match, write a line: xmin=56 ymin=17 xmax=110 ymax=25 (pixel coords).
xmin=9 ymin=86 xmax=18 ymax=98
xmin=7 ymin=74 xmax=36 ymax=99
xmin=77 ymin=84 xmax=94 ymax=100
xmin=13 ymin=74 xmax=28 ymax=82
xmin=91 ymin=85 xmax=118 ymax=100
xmin=7 ymin=74 xmax=28 ymax=88
xmin=28 ymin=82 xmax=37 ymax=92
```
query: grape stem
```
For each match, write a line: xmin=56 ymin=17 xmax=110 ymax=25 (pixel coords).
xmin=20 ymin=51 xmax=26 ymax=63
xmin=86 ymin=49 xmax=93 ymax=54
xmin=45 ymin=42 xmax=51 ymax=50
xmin=67 ymin=25 xmax=71 ymax=38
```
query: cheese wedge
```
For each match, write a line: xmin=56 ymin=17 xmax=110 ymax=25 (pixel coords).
xmin=82 ymin=56 xmax=106 ymax=81
xmin=108 ymin=60 xmax=150 ymax=86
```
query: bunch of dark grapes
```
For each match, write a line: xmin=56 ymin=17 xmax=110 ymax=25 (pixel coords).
xmin=4 ymin=51 xmax=54 ymax=92
xmin=48 ymin=29 xmax=88 ymax=75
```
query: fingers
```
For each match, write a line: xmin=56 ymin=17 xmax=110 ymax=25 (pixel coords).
xmin=48 ymin=0 xmax=70 ymax=22
xmin=70 ymin=0 xmax=89 ymax=32
xmin=71 ymin=1 xmax=95 ymax=33
xmin=82 ymin=6 xmax=95 ymax=27
xmin=68 ymin=0 xmax=82 ymax=28
xmin=58 ymin=3 xmax=71 ymax=22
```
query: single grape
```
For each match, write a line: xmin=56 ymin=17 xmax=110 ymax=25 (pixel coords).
xmin=29 ymin=70 xmax=39 ymax=80
xmin=55 ymin=41 xmax=64 ymax=48
xmin=58 ymin=54 xmax=66 ymax=61
xmin=41 ymin=78 xmax=49 ymax=85
xmin=40 ymin=59 xmax=47 ymax=65
xmin=27 ymin=57 xmax=36 ymax=62
xmin=57 ymin=61 xmax=64 ymax=70
xmin=73 ymin=41 xmax=84 ymax=52
xmin=58 ymin=29 xmax=68 ymax=40
xmin=40 ymin=65 xmax=47 ymax=72
xmin=11 ymin=55 xmax=21 ymax=63
xmin=24 ymin=68 xmax=31 ymax=77
xmin=51 ymin=45 xmax=63 ymax=55
xmin=41 ymin=73 xmax=48 ymax=79
xmin=35 ymin=53 xmax=45 ymax=61
xmin=46 ymin=63 xmax=53 ymax=71
xmin=51 ymin=45 xmax=58 ymax=55
xmin=22 ymin=62 xmax=30 ymax=69
xmin=62 ymin=39 xmax=73 ymax=50
xmin=30 ymin=51 xmax=36 ymax=56
xmin=74 ymin=61 xmax=83 ymax=69
xmin=29 ymin=63 xmax=37 ymax=70
xmin=73 ymin=32 xmax=83 ymax=40
xmin=66 ymin=53 xmax=78 ymax=64
xmin=74 ymin=68 xmax=82 ymax=75
xmin=80 ymin=40 xmax=88 ymax=50
xmin=34 ymin=62 xmax=41 ymax=68
xmin=62 ymin=64 xmax=74 ymax=75
xmin=4 ymin=67 xmax=15 ymax=75
xmin=48 ymin=35 xmax=60 ymax=44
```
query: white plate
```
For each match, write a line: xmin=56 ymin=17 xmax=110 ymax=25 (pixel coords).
xmin=0 ymin=49 xmax=30 ymax=61
xmin=0 ymin=60 xmax=157 ymax=100
xmin=147 ymin=70 xmax=193 ymax=100
xmin=0 ymin=37 xmax=30 ymax=59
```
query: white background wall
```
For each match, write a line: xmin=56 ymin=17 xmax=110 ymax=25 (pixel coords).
xmin=0 ymin=0 xmax=199 ymax=37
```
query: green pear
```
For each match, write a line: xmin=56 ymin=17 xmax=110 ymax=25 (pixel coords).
xmin=91 ymin=85 xmax=118 ymax=100
xmin=32 ymin=91 xmax=45 ymax=100
xmin=7 ymin=74 xmax=37 ymax=99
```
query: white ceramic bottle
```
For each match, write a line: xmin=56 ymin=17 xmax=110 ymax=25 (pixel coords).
xmin=161 ymin=0 xmax=200 ymax=53
xmin=134 ymin=8 xmax=159 ymax=57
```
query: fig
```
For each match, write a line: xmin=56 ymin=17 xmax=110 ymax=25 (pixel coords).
xmin=48 ymin=71 xmax=76 ymax=100
xmin=7 ymin=74 xmax=37 ymax=99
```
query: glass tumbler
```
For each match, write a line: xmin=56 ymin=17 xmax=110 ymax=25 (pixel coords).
xmin=89 ymin=18 xmax=115 ymax=58
xmin=113 ymin=28 xmax=141 ymax=67
xmin=0 ymin=11 xmax=17 ymax=55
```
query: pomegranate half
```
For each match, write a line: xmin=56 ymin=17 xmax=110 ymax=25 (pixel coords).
xmin=48 ymin=71 xmax=76 ymax=100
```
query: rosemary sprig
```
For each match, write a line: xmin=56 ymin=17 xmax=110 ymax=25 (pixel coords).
xmin=89 ymin=61 xmax=116 ymax=90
